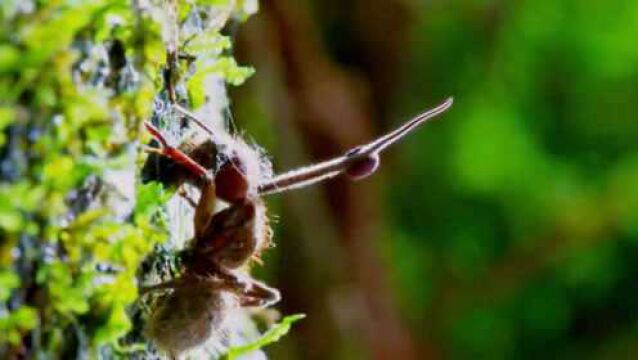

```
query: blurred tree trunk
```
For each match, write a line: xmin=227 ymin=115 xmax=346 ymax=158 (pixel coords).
xmin=236 ymin=0 xmax=424 ymax=358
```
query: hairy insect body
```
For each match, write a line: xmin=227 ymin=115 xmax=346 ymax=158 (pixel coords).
xmin=146 ymin=282 xmax=232 ymax=356
xmin=142 ymin=98 xmax=452 ymax=356
xmin=146 ymin=194 xmax=277 ymax=355
xmin=191 ymin=198 xmax=270 ymax=272
xmin=214 ymin=156 xmax=252 ymax=202
xmin=143 ymin=126 xmax=279 ymax=355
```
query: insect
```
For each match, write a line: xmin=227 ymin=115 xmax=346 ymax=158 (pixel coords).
xmin=141 ymin=97 xmax=453 ymax=356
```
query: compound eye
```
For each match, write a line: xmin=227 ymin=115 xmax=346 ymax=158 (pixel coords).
xmin=215 ymin=155 xmax=249 ymax=202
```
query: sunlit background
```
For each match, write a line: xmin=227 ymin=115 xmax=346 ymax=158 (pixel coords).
xmin=230 ymin=1 xmax=638 ymax=358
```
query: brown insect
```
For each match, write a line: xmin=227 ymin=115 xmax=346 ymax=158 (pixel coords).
xmin=142 ymin=97 xmax=453 ymax=356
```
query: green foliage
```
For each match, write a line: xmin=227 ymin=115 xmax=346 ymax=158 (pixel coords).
xmin=0 ymin=1 xmax=166 ymax=353
xmin=134 ymin=182 xmax=171 ymax=225
xmin=184 ymin=26 xmax=255 ymax=107
xmin=383 ymin=0 xmax=638 ymax=357
xmin=0 ymin=271 xmax=38 ymax=345
xmin=0 ymin=306 xmax=38 ymax=345
xmin=223 ymin=314 xmax=305 ymax=360
xmin=188 ymin=56 xmax=255 ymax=107
xmin=0 ymin=0 xmax=263 ymax=357
xmin=0 ymin=107 xmax=14 ymax=147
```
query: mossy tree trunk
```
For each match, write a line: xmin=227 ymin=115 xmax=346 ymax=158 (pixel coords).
xmin=0 ymin=1 xmax=270 ymax=358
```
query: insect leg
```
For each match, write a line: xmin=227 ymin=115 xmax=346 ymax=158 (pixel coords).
xmin=177 ymin=186 xmax=198 ymax=208
xmin=238 ymin=280 xmax=281 ymax=307
xmin=214 ymin=268 xmax=280 ymax=307
xmin=139 ymin=279 xmax=183 ymax=295
xmin=194 ymin=181 xmax=217 ymax=239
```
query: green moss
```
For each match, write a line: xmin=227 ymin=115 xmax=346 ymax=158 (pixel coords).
xmin=0 ymin=1 xmax=297 ymax=357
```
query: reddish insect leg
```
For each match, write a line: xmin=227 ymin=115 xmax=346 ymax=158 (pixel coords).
xmin=144 ymin=121 xmax=210 ymax=180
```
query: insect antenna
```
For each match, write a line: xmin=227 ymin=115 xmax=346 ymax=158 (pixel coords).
xmin=173 ymin=103 xmax=216 ymax=137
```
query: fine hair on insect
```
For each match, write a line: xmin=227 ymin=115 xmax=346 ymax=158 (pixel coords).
xmin=140 ymin=97 xmax=453 ymax=357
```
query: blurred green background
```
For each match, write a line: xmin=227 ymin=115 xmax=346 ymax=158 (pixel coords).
xmin=2 ymin=0 xmax=637 ymax=358
xmin=231 ymin=0 xmax=638 ymax=358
